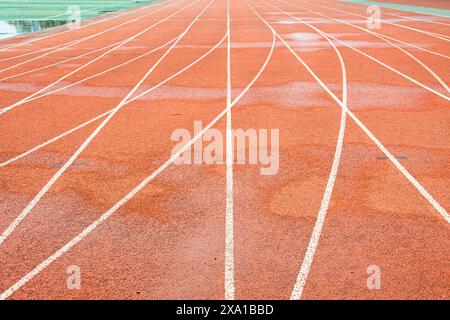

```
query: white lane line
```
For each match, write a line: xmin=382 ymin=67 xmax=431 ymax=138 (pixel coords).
xmin=299 ymin=4 xmax=450 ymax=61
xmin=324 ymin=32 xmax=450 ymax=101
xmin=0 ymin=37 xmax=178 ymax=118
xmin=251 ymin=0 xmax=348 ymax=301
xmin=251 ymin=1 xmax=450 ymax=227
xmin=0 ymin=38 xmax=122 ymax=83
xmin=224 ymin=0 xmax=235 ymax=301
xmin=0 ymin=33 xmax=223 ymax=168
xmin=282 ymin=4 xmax=449 ymax=100
xmin=308 ymin=0 xmax=450 ymax=42
xmin=0 ymin=0 xmax=214 ymax=247
xmin=0 ymin=20 xmax=276 ymax=302
xmin=256 ymin=0 xmax=349 ymax=300
xmin=0 ymin=1 xmax=198 ymax=116
xmin=278 ymin=0 xmax=450 ymax=95
xmin=298 ymin=0 xmax=450 ymax=60
xmin=387 ymin=12 xmax=450 ymax=27
xmin=291 ymin=107 xmax=347 ymax=300
xmin=0 ymin=0 xmax=177 ymax=69
xmin=0 ymin=1 xmax=167 ymax=52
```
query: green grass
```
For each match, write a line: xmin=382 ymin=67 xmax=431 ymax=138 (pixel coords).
xmin=0 ymin=0 xmax=155 ymax=20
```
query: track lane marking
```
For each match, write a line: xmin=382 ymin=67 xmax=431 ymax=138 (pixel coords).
xmin=0 ymin=0 xmax=214 ymax=247
xmin=0 ymin=33 xmax=219 ymax=168
xmin=252 ymin=0 xmax=348 ymax=300
xmin=273 ymin=3 xmax=450 ymax=101
xmin=309 ymin=0 xmax=450 ymax=42
xmin=224 ymin=0 xmax=235 ymax=301
xmin=387 ymin=12 xmax=450 ymax=27
xmin=279 ymin=0 xmax=449 ymax=94
xmin=0 ymin=37 xmax=178 ymax=118
xmin=0 ymin=37 xmax=129 ymax=83
xmin=251 ymin=0 xmax=450 ymax=257
xmin=294 ymin=0 xmax=450 ymax=60
xmin=0 ymin=17 xmax=276 ymax=302
xmin=0 ymin=0 xmax=198 ymax=116
xmin=321 ymin=32 xmax=450 ymax=100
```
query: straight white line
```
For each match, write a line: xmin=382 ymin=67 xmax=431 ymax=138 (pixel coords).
xmin=308 ymin=0 xmax=450 ymax=42
xmin=291 ymin=107 xmax=347 ymax=300
xmin=249 ymin=1 xmax=450 ymax=227
xmin=0 ymin=19 xmax=275 ymax=301
xmin=0 ymin=0 xmax=177 ymax=68
xmin=10 ymin=0 xmax=440 ymax=84
xmin=324 ymin=32 xmax=450 ymax=101
xmin=0 ymin=1 xmax=198 ymax=116
xmin=0 ymin=38 xmax=122 ymax=83
xmin=278 ymin=0 xmax=449 ymax=94
xmin=387 ymin=12 xmax=450 ymax=27
xmin=296 ymin=0 xmax=450 ymax=60
xmin=0 ymin=0 xmax=213 ymax=247
xmin=305 ymin=12 xmax=450 ymax=61
xmin=0 ymin=33 xmax=224 ymax=168
xmin=224 ymin=0 xmax=235 ymax=301
xmin=0 ymin=37 xmax=178 ymax=117
xmin=282 ymin=3 xmax=450 ymax=101
xmin=0 ymin=1 xmax=167 ymax=52
xmin=251 ymin=0 xmax=348 ymax=301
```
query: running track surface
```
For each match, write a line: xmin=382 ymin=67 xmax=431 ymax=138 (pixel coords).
xmin=0 ymin=0 xmax=449 ymax=300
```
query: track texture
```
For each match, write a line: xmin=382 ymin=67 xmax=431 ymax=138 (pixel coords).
xmin=0 ymin=0 xmax=449 ymax=300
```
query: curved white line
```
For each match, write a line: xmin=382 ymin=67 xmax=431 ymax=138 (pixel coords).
xmin=279 ymin=0 xmax=449 ymax=94
xmin=325 ymin=32 xmax=450 ymax=101
xmin=0 ymin=0 xmax=198 ymax=116
xmin=251 ymin=2 xmax=450 ymax=227
xmin=0 ymin=0 xmax=214 ymax=247
xmin=302 ymin=12 xmax=450 ymax=61
xmin=0 ymin=38 xmax=124 ymax=83
xmin=297 ymin=0 xmax=450 ymax=60
xmin=387 ymin=12 xmax=450 ymax=27
xmin=250 ymin=0 xmax=348 ymax=300
xmin=0 ymin=37 xmax=178 ymax=119
xmin=273 ymin=1 xmax=450 ymax=101
xmin=0 ymin=8 xmax=276 ymax=301
xmin=307 ymin=0 xmax=450 ymax=42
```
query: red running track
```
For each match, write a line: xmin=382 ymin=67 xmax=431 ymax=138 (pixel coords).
xmin=0 ymin=0 xmax=448 ymax=299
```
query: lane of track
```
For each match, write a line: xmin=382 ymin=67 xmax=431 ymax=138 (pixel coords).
xmin=276 ymin=0 xmax=449 ymax=96
xmin=253 ymin=0 xmax=450 ymax=299
xmin=0 ymin=0 xmax=448 ymax=300
xmin=0 ymin=0 xmax=200 ymax=116
xmin=0 ymin=3 xmax=255 ymax=295
xmin=0 ymin=0 xmax=214 ymax=248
